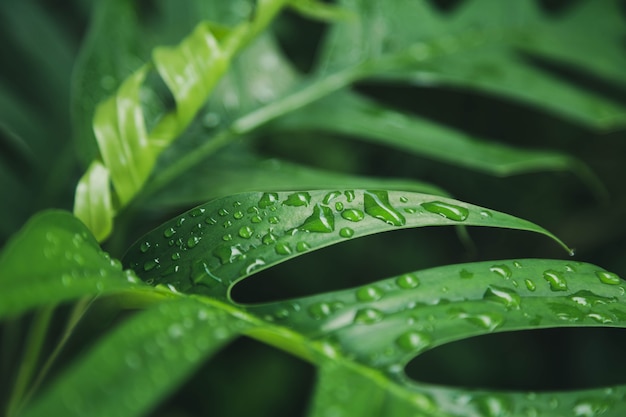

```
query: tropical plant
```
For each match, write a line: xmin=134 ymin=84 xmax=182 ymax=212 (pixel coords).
xmin=1 ymin=0 xmax=626 ymax=416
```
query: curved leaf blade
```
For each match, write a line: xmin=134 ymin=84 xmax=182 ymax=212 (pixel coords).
xmin=21 ymin=298 xmax=250 ymax=417
xmin=73 ymin=161 xmax=114 ymax=242
xmin=123 ymin=190 xmax=570 ymax=300
xmin=0 ymin=211 xmax=144 ymax=318
xmin=249 ymin=259 xmax=626 ymax=417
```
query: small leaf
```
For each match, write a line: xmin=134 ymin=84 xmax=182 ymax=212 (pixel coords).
xmin=21 ymin=298 xmax=250 ymax=417
xmin=0 ymin=211 xmax=143 ymax=318
xmin=123 ymin=190 xmax=570 ymax=299
xmin=73 ymin=161 xmax=114 ymax=242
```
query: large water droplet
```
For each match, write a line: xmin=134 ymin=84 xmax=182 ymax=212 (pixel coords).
xmin=262 ymin=231 xmax=278 ymax=245
xmin=298 ymin=204 xmax=335 ymax=233
xmin=140 ymin=241 xmax=151 ymax=253
xmin=238 ymin=226 xmax=254 ymax=239
xmin=596 ymin=270 xmax=621 ymax=285
xmin=339 ymin=227 xmax=354 ymax=238
xmin=163 ymin=227 xmax=176 ymax=238
xmin=543 ymin=270 xmax=568 ymax=291
xmin=354 ymin=308 xmax=384 ymax=324
xmin=283 ymin=192 xmax=311 ymax=207
xmin=421 ymin=201 xmax=469 ymax=221
xmin=308 ymin=302 xmax=332 ymax=320
xmin=344 ymin=190 xmax=355 ymax=202
xmin=212 ymin=244 xmax=244 ymax=264
xmin=490 ymin=264 xmax=512 ymax=279
xmin=483 ymin=285 xmax=521 ymax=309
xmin=524 ymin=279 xmax=536 ymax=292
xmin=396 ymin=330 xmax=432 ymax=352
xmin=296 ymin=241 xmax=311 ymax=252
xmin=322 ymin=191 xmax=342 ymax=204
xmin=275 ymin=242 xmax=292 ymax=255
xmin=456 ymin=311 xmax=504 ymax=331
xmin=233 ymin=211 xmax=244 ymax=220
xmin=356 ymin=285 xmax=384 ymax=302
xmin=364 ymin=190 xmax=406 ymax=226
xmin=341 ymin=208 xmax=365 ymax=222
xmin=187 ymin=236 xmax=200 ymax=248
xmin=258 ymin=192 xmax=279 ymax=208
xmin=396 ymin=273 xmax=420 ymax=289
xmin=190 ymin=208 xmax=205 ymax=217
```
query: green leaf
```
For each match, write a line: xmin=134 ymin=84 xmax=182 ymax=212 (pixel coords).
xmin=248 ymin=259 xmax=626 ymax=416
xmin=123 ymin=190 xmax=570 ymax=300
xmin=92 ymin=65 xmax=154 ymax=207
xmin=0 ymin=211 xmax=144 ymax=318
xmin=20 ymin=297 xmax=251 ymax=417
xmin=73 ymin=161 xmax=114 ymax=242
xmin=147 ymin=150 xmax=447 ymax=208
xmin=318 ymin=0 xmax=626 ymax=129
xmin=276 ymin=90 xmax=597 ymax=178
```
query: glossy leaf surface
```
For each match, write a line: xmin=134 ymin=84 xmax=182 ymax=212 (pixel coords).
xmin=123 ymin=190 xmax=570 ymax=299
xmin=0 ymin=211 xmax=143 ymax=318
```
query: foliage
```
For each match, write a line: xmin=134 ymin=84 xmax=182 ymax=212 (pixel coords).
xmin=1 ymin=0 xmax=626 ymax=416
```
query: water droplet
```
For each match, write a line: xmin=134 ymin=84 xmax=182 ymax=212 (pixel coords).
xmin=569 ymin=290 xmax=616 ymax=307
xmin=163 ymin=227 xmax=176 ymax=238
xmin=587 ymin=312 xmax=614 ymax=324
xmin=322 ymin=191 xmax=342 ymax=204
xmin=244 ymin=258 xmax=265 ymax=275
xmin=456 ymin=311 xmax=504 ymax=331
xmin=238 ymin=226 xmax=254 ymax=239
xmin=275 ymin=242 xmax=292 ymax=255
xmin=543 ymin=270 xmax=568 ymax=291
xmin=341 ymin=208 xmax=365 ymax=222
xmin=339 ymin=227 xmax=354 ymax=238
xmin=460 ymin=269 xmax=474 ymax=279
xmin=296 ymin=242 xmax=311 ymax=252
xmin=143 ymin=258 xmax=159 ymax=271
xmin=308 ymin=302 xmax=332 ymax=320
xmin=470 ymin=395 xmax=512 ymax=417
xmin=396 ymin=331 xmax=432 ymax=352
xmin=356 ymin=285 xmax=384 ymax=302
xmin=283 ymin=192 xmax=311 ymax=207
xmin=396 ymin=273 xmax=420 ymax=289
xmin=218 ymin=208 xmax=229 ymax=216
xmin=223 ymin=220 xmax=233 ymax=228
xmin=190 ymin=208 xmax=205 ymax=217
xmin=421 ymin=201 xmax=469 ymax=221
xmin=483 ymin=285 xmax=521 ymax=309
xmin=268 ymin=216 xmax=279 ymax=224
xmin=335 ymin=202 xmax=344 ymax=211
xmin=232 ymin=201 xmax=242 ymax=207
xmin=213 ymin=244 xmax=244 ymax=264
xmin=257 ymin=193 xmax=278 ymax=209
xmin=187 ymin=236 xmax=200 ymax=248
xmin=222 ymin=234 xmax=233 ymax=241
xmin=549 ymin=302 xmax=584 ymax=322
xmin=479 ymin=210 xmax=492 ymax=218
xmin=262 ymin=232 xmax=277 ymax=245
xmin=354 ymin=308 xmax=384 ymax=324
xmin=233 ymin=211 xmax=244 ymax=220
xmin=205 ymin=217 xmax=217 ymax=225
xmin=573 ymin=398 xmax=612 ymax=417
xmin=524 ymin=279 xmax=536 ymax=292
xmin=490 ymin=264 xmax=512 ymax=279
xmin=171 ymin=252 xmax=181 ymax=261
xmin=364 ymin=190 xmax=406 ymax=226
xmin=140 ymin=241 xmax=151 ymax=253
xmin=298 ymin=204 xmax=335 ymax=233
xmin=344 ymin=190 xmax=355 ymax=202
xmin=596 ymin=270 xmax=621 ymax=285
xmin=251 ymin=215 xmax=262 ymax=223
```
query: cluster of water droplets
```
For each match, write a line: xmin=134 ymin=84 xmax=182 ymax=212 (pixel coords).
xmin=127 ymin=190 xmax=483 ymax=293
